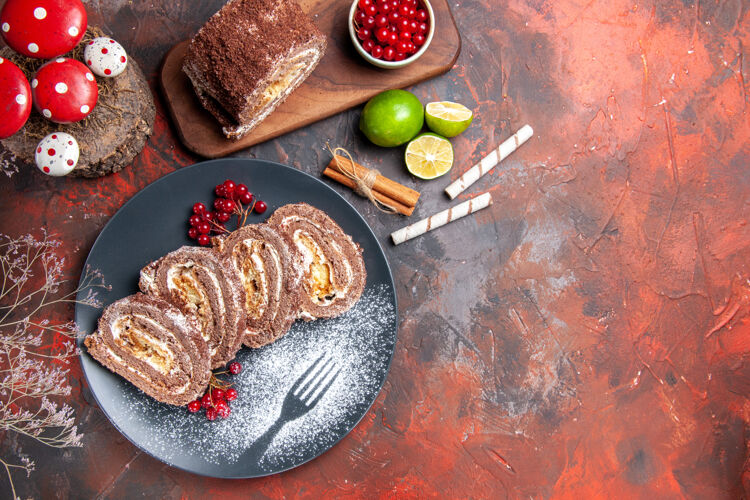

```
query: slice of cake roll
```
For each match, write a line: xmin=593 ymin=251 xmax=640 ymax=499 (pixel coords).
xmin=138 ymin=246 xmax=246 ymax=369
xmin=214 ymin=224 xmax=302 ymax=348
xmin=268 ymin=203 xmax=366 ymax=320
xmin=182 ymin=0 xmax=327 ymax=139
xmin=84 ymin=294 xmax=211 ymax=406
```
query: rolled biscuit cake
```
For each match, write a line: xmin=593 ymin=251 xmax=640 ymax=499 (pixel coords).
xmin=183 ymin=0 xmax=327 ymax=139
xmin=84 ymin=294 xmax=211 ymax=406
xmin=213 ymin=224 xmax=303 ymax=348
xmin=138 ymin=246 xmax=246 ymax=370
xmin=268 ymin=203 xmax=366 ymax=320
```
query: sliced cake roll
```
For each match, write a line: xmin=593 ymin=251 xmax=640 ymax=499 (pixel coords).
xmin=84 ymin=294 xmax=211 ymax=406
xmin=182 ymin=0 xmax=327 ymax=139
xmin=267 ymin=203 xmax=366 ymax=320
xmin=138 ymin=246 xmax=246 ymax=369
xmin=214 ymin=224 xmax=302 ymax=348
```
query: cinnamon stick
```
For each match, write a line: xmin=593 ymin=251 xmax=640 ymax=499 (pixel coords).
xmin=327 ymin=155 xmax=421 ymax=208
xmin=323 ymin=168 xmax=415 ymax=216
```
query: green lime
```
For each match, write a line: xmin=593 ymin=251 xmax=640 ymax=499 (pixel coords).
xmin=404 ymin=132 xmax=454 ymax=179
xmin=359 ymin=90 xmax=424 ymax=147
xmin=424 ymin=101 xmax=473 ymax=137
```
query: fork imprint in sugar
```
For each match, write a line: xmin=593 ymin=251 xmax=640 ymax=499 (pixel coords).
xmin=246 ymin=353 xmax=341 ymax=460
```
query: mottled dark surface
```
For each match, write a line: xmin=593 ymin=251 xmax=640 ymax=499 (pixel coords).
xmin=1 ymin=0 xmax=749 ymax=497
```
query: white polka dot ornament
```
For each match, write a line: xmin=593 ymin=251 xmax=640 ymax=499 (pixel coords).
xmin=0 ymin=0 xmax=87 ymax=59
xmin=35 ymin=132 xmax=79 ymax=176
xmin=0 ymin=57 xmax=32 ymax=139
xmin=84 ymin=37 xmax=128 ymax=78
xmin=31 ymin=58 xmax=97 ymax=124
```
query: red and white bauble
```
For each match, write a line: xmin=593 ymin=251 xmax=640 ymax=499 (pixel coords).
xmin=84 ymin=37 xmax=128 ymax=78
xmin=0 ymin=0 xmax=87 ymax=59
xmin=0 ymin=57 xmax=32 ymax=139
xmin=35 ymin=132 xmax=79 ymax=176
xmin=32 ymin=58 xmax=97 ymax=124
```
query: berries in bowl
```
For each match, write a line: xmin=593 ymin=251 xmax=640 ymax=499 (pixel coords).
xmin=349 ymin=0 xmax=435 ymax=69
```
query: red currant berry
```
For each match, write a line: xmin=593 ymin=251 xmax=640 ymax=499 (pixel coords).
xmin=416 ymin=9 xmax=427 ymax=21
xmin=203 ymin=210 xmax=215 ymax=221
xmin=201 ymin=393 xmax=213 ymax=409
xmin=398 ymin=18 xmax=410 ymax=31
xmin=188 ymin=227 xmax=198 ymax=240
xmin=383 ymin=46 xmax=396 ymax=60
xmin=188 ymin=400 xmax=201 ymax=413
xmin=395 ymin=51 xmax=406 ymax=61
xmin=407 ymin=6 xmax=417 ymax=18
xmin=418 ymin=22 xmax=428 ymax=33
xmin=388 ymin=10 xmax=399 ymax=23
xmin=192 ymin=202 xmax=206 ymax=215
xmin=399 ymin=30 xmax=412 ymax=41
xmin=398 ymin=4 xmax=409 ymax=16
xmin=355 ymin=9 xmax=366 ymax=24
xmin=217 ymin=406 xmax=230 ymax=419
xmin=413 ymin=33 xmax=426 ymax=46
xmin=406 ymin=41 xmax=416 ymax=53
xmin=387 ymin=31 xmax=398 ymax=46
xmin=357 ymin=27 xmax=370 ymax=40
xmin=408 ymin=20 xmax=419 ymax=32
xmin=211 ymin=388 xmax=225 ymax=401
xmin=216 ymin=211 xmax=231 ymax=223
xmin=235 ymin=184 xmax=248 ymax=198
xmin=363 ymin=38 xmax=375 ymax=53
xmin=375 ymin=27 xmax=389 ymax=43
xmin=363 ymin=16 xmax=376 ymax=29
xmin=358 ymin=0 xmax=372 ymax=7
xmin=377 ymin=0 xmax=391 ymax=13
xmin=215 ymin=398 xmax=229 ymax=411
xmin=206 ymin=407 xmax=218 ymax=421
xmin=189 ymin=214 xmax=202 ymax=227
xmin=364 ymin=3 xmax=377 ymax=16
xmin=390 ymin=0 xmax=399 ymax=8
xmin=228 ymin=361 xmax=242 ymax=375
xmin=396 ymin=40 xmax=409 ymax=53
xmin=225 ymin=387 xmax=238 ymax=401
xmin=197 ymin=234 xmax=211 ymax=246
xmin=222 ymin=180 xmax=236 ymax=196
xmin=223 ymin=199 xmax=235 ymax=212
xmin=215 ymin=184 xmax=226 ymax=197
xmin=375 ymin=14 xmax=388 ymax=27
xmin=214 ymin=198 xmax=225 ymax=211
xmin=371 ymin=45 xmax=384 ymax=58
xmin=197 ymin=221 xmax=211 ymax=234
xmin=239 ymin=192 xmax=253 ymax=205
xmin=254 ymin=200 xmax=267 ymax=214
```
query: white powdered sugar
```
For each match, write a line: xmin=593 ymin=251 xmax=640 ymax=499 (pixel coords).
xmin=113 ymin=284 xmax=396 ymax=473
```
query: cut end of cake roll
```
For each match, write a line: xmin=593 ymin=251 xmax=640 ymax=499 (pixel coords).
xmin=214 ymin=224 xmax=302 ymax=348
xmin=83 ymin=294 xmax=211 ymax=407
xmin=138 ymin=246 xmax=246 ymax=370
xmin=183 ymin=0 xmax=327 ymax=140
xmin=268 ymin=203 xmax=366 ymax=320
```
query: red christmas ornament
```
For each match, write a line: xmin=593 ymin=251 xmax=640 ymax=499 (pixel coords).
xmin=32 ymin=58 xmax=97 ymax=124
xmin=0 ymin=57 xmax=31 ymax=139
xmin=0 ymin=0 xmax=87 ymax=59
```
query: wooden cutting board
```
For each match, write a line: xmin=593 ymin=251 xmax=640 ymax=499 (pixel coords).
xmin=160 ymin=0 xmax=461 ymax=158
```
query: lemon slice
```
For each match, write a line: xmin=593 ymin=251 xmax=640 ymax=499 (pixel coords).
xmin=425 ymin=101 xmax=473 ymax=137
xmin=405 ymin=133 xmax=454 ymax=180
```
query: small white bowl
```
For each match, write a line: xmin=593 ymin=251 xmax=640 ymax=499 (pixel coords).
xmin=349 ymin=0 xmax=435 ymax=69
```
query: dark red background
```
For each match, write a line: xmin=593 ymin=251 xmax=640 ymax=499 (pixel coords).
xmin=1 ymin=0 xmax=748 ymax=498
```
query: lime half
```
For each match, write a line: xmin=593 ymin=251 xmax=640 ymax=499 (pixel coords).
xmin=405 ymin=133 xmax=454 ymax=180
xmin=359 ymin=90 xmax=424 ymax=147
xmin=425 ymin=101 xmax=473 ymax=137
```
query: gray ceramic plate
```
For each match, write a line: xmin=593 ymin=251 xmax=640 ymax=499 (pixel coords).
xmin=76 ymin=159 xmax=397 ymax=478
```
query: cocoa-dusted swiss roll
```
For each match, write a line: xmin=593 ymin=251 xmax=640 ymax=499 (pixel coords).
xmin=267 ymin=203 xmax=366 ymax=320
xmin=84 ymin=294 xmax=211 ymax=406
xmin=138 ymin=246 xmax=246 ymax=369
xmin=213 ymin=224 xmax=302 ymax=348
